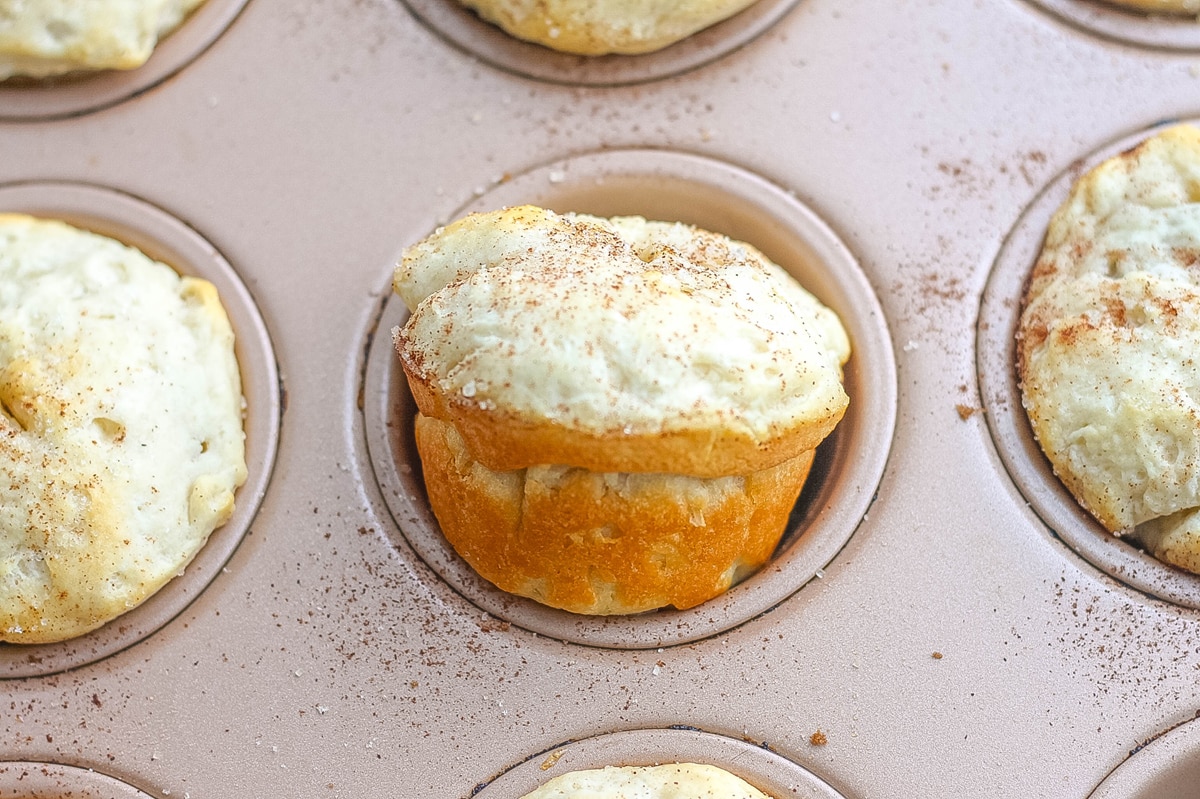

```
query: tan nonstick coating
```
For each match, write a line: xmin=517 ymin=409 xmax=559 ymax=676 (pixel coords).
xmin=2 ymin=1 xmax=1200 ymax=797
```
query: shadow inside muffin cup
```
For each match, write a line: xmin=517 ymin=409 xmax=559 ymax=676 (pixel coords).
xmin=978 ymin=120 xmax=1200 ymax=610
xmin=0 ymin=0 xmax=250 ymax=121
xmin=0 ymin=181 xmax=280 ymax=678
xmin=398 ymin=0 xmax=802 ymax=87
xmin=362 ymin=148 xmax=896 ymax=649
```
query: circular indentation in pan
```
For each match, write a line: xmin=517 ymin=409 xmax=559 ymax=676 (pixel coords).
xmin=363 ymin=148 xmax=895 ymax=649
xmin=1089 ymin=716 xmax=1200 ymax=798
xmin=0 ymin=0 xmax=249 ymax=121
xmin=1027 ymin=0 xmax=1200 ymax=51
xmin=400 ymin=0 xmax=800 ymax=86
xmin=978 ymin=120 xmax=1200 ymax=608
xmin=0 ymin=181 xmax=280 ymax=677
xmin=471 ymin=727 xmax=845 ymax=798
xmin=0 ymin=761 xmax=153 ymax=798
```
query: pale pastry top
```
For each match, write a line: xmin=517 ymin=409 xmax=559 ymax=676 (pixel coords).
xmin=519 ymin=764 xmax=773 ymax=799
xmin=394 ymin=206 xmax=849 ymax=474
xmin=457 ymin=0 xmax=761 ymax=55
xmin=0 ymin=0 xmax=206 ymax=79
xmin=0 ymin=214 xmax=246 ymax=643
xmin=1018 ymin=124 xmax=1200 ymax=573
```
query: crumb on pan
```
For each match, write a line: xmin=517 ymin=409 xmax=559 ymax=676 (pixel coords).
xmin=955 ymin=403 xmax=979 ymax=420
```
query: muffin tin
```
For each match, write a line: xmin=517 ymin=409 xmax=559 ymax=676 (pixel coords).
xmin=3 ymin=0 xmax=1200 ymax=796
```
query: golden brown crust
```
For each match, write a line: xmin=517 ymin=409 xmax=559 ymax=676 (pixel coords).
xmin=403 ymin=368 xmax=841 ymax=477
xmin=394 ymin=207 xmax=850 ymax=478
xmin=415 ymin=413 xmax=814 ymax=615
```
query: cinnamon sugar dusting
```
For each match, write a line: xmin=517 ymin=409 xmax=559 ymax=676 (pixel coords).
xmin=1017 ymin=125 xmax=1200 ymax=572
xmin=393 ymin=206 xmax=850 ymax=444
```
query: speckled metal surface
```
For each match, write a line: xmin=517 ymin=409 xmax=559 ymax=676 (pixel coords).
xmin=2 ymin=0 xmax=1200 ymax=797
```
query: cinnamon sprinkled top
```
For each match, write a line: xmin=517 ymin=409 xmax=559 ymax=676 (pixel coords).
xmin=394 ymin=206 xmax=849 ymax=454
xmin=1018 ymin=125 xmax=1200 ymax=574
xmin=518 ymin=763 xmax=774 ymax=799
xmin=0 ymin=214 xmax=246 ymax=643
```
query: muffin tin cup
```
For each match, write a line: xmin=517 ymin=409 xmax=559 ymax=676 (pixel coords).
xmin=978 ymin=118 xmax=1200 ymax=610
xmin=471 ymin=727 xmax=846 ymax=799
xmin=1026 ymin=0 xmax=1200 ymax=51
xmin=1088 ymin=715 xmax=1200 ymax=798
xmin=0 ymin=0 xmax=250 ymax=121
xmin=0 ymin=762 xmax=152 ymax=798
xmin=399 ymin=0 xmax=802 ymax=86
xmin=362 ymin=147 xmax=896 ymax=649
xmin=0 ymin=181 xmax=280 ymax=678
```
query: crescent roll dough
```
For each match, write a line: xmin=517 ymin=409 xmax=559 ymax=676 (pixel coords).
xmin=393 ymin=206 xmax=849 ymax=614
xmin=1018 ymin=125 xmax=1200 ymax=575
xmin=0 ymin=215 xmax=246 ymax=643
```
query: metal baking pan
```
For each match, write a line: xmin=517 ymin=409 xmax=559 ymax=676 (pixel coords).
xmin=2 ymin=0 xmax=1200 ymax=796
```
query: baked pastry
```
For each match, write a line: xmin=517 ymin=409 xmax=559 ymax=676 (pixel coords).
xmin=0 ymin=215 xmax=246 ymax=644
xmin=0 ymin=0 xmax=207 ymax=80
xmin=1018 ymin=124 xmax=1200 ymax=575
xmin=393 ymin=205 xmax=850 ymax=614
xmin=518 ymin=763 xmax=774 ymax=799
xmin=456 ymin=0 xmax=762 ymax=55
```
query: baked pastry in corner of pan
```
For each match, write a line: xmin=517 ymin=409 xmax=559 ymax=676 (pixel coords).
xmin=1018 ymin=124 xmax=1200 ymax=576
xmin=0 ymin=0 xmax=208 ymax=80
xmin=0 ymin=214 xmax=247 ymax=644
